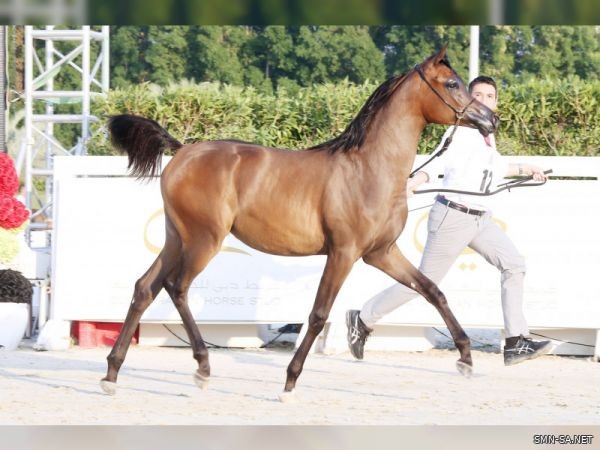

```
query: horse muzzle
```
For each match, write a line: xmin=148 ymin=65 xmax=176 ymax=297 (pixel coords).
xmin=466 ymin=110 xmax=499 ymax=137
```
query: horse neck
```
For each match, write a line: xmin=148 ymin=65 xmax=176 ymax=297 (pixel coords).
xmin=359 ymin=90 xmax=427 ymax=181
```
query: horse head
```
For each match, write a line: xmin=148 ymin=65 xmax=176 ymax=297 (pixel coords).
xmin=417 ymin=45 xmax=499 ymax=136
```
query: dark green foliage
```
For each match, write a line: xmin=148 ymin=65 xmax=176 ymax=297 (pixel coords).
xmin=89 ymin=78 xmax=599 ymax=157
xmin=109 ymin=26 xmax=386 ymax=90
xmin=498 ymin=78 xmax=599 ymax=156
xmin=188 ymin=26 xmax=250 ymax=86
xmin=87 ymin=0 xmax=600 ymax=25
xmin=107 ymin=25 xmax=599 ymax=90
xmin=373 ymin=26 xmax=470 ymax=79
xmin=0 ymin=270 xmax=33 ymax=304
xmin=7 ymin=25 xmax=599 ymax=159
xmin=111 ymin=26 xmax=149 ymax=88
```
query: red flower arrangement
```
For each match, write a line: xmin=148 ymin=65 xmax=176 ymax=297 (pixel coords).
xmin=0 ymin=153 xmax=29 ymax=230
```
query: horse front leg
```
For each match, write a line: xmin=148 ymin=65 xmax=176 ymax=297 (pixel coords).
xmin=280 ymin=248 xmax=357 ymax=402
xmin=363 ymin=244 xmax=473 ymax=376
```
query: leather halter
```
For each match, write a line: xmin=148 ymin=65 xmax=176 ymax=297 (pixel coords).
xmin=410 ymin=64 xmax=476 ymax=178
xmin=415 ymin=64 xmax=475 ymax=120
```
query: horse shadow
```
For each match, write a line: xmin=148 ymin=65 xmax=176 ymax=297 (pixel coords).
xmin=0 ymin=345 xmax=481 ymax=402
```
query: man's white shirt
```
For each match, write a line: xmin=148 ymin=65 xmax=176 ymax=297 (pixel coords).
xmin=421 ymin=126 xmax=509 ymax=211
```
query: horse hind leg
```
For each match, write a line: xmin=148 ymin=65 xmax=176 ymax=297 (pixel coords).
xmin=363 ymin=245 xmax=473 ymax=376
xmin=100 ymin=238 xmax=180 ymax=395
xmin=163 ymin=234 xmax=226 ymax=391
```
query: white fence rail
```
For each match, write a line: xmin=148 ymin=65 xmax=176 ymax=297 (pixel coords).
xmin=51 ymin=155 xmax=600 ymax=334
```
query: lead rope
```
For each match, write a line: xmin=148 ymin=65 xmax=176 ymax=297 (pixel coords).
xmin=409 ymin=115 xmax=462 ymax=178
xmin=413 ymin=169 xmax=552 ymax=196
xmin=407 ymin=169 xmax=552 ymax=213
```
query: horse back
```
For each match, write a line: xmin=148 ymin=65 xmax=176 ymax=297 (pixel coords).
xmin=161 ymin=141 xmax=333 ymax=256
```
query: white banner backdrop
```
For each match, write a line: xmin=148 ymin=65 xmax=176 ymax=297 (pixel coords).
xmin=51 ymin=156 xmax=600 ymax=329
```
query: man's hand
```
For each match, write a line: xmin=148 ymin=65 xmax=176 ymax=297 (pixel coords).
xmin=406 ymin=171 xmax=429 ymax=197
xmin=510 ymin=163 xmax=549 ymax=181
xmin=529 ymin=165 xmax=548 ymax=182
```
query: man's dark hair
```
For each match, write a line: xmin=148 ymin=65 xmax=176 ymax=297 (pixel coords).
xmin=468 ymin=76 xmax=497 ymax=96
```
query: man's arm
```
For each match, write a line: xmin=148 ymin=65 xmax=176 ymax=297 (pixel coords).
xmin=506 ymin=163 xmax=548 ymax=181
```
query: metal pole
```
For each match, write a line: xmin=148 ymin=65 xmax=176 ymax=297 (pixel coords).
xmin=75 ymin=0 xmax=86 ymax=24
xmin=469 ymin=26 xmax=480 ymax=83
xmin=13 ymin=0 xmax=25 ymax=25
xmin=38 ymin=279 xmax=49 ymax=329
xmin=81 ymin=25 xmax=90 ymax=155
xmin=490 ymin=0 xmax=505 ymax=25
xmin=101 ymin=26 xmax=110 ymax=93
xmin=51 ymin=0 xmax=63 ymax=25
xmin=45 ymin=26 xmax=54 ymax=210
xmin=24 ymin=26 xmax=33 ymax=210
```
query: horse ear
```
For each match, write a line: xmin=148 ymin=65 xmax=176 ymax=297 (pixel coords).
xmin=434 ymin=44 xmax=449 ymax=64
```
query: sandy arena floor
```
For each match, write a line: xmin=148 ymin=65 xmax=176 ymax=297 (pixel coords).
xmin=1 ymin=340 xmax=599 ymax=425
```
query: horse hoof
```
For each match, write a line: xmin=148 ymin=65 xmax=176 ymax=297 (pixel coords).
xmin=278 ymin=390 xmax=298 ymax=403
xmin=100 ymin=380 xmax=117 ymax=395
xmin=193 ymin=371 xmax=210 ymax=390
xmin=456 ymin=360 xmax=473 ymax=378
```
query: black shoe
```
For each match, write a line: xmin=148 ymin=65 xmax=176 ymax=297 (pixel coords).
xmin=504 ymin=335 xmax=552 ymax=366
xmin=346 ymin=310 xmax=372 ymax=360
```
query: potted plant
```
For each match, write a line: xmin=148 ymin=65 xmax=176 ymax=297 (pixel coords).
xmin=0 ymin=152 xmax=32 ymax=350
xmin=0 ymin=269 xmax=33 ymax=350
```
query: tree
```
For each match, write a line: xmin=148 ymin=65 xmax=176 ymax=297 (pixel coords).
xmin=479 ymin=26 xmax=518 ymax=83
xmin=240 ymin=26 xmax=295 ymax=82
xmin=373 ymin=26 xmax=470 ymax=79
xmin=187 ymin=26 xmax=252 ymax=85
xmin=144 ymin=26 xmax=188 ymax=86
xmin=106 ymin=25 xmax=599 ymax=88
xmin=525 ymin=26 xmax=599 ymax=81
xmin=110 ymin=26 xmax=149 ymax=88
xmin=570 ymin=26 xmax=600 ymax=81
xmin=292 ymin=26 xmax=385 ymax=85
xmin=327 ymin=26 xmax=385 ymax=83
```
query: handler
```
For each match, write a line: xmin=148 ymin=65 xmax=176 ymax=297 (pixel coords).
xmin=346 ymin=75 xmax=551 ymax=366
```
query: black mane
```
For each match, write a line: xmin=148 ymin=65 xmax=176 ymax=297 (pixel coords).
xmin=310 ymin=71 xmax=409 ymax=153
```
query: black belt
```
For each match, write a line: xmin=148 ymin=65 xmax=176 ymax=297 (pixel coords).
xmin=436 ymin=195 xmax=486 ymax=216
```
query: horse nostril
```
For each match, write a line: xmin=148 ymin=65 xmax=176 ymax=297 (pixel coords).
xmin=492 ymin=114 xmax=500 ymax=130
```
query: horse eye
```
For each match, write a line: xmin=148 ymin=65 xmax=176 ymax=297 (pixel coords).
xmin=446 ymin=79 xmax=458 ymax=89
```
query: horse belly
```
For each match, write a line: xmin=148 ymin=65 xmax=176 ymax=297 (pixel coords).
xmin=231 ymin=211 xmax=326 ymax=256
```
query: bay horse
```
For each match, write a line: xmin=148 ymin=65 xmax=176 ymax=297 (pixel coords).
xmin=101 ymin=46 xmax=498 ymax=401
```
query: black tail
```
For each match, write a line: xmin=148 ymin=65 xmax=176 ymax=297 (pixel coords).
xmin=108 ymin=114 xmax=182 ymax=179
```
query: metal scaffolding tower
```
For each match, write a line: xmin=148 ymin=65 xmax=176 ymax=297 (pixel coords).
xmin=23 ymin=26 xmax=109 ymax=241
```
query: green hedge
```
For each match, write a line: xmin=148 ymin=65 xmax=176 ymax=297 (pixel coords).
xmin=498 ymin=78 xmax=598 ymax=156
xmin=89 ymin=78 xmax=599 ymax=157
